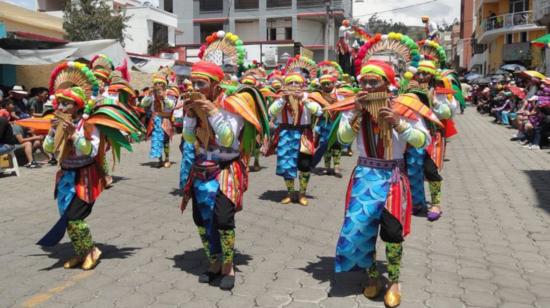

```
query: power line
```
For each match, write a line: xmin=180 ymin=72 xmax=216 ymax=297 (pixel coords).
xmin=353 ymin=0 xmax=439 ymax=18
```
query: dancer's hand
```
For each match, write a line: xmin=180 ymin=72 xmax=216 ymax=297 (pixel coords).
xmin=379 ymin=107 xmax=400 ymax=127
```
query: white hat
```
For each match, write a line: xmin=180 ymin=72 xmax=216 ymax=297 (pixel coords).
xmin=10 ymin=85 xmax=27 ymax=95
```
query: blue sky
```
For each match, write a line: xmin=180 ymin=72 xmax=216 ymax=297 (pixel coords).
xmin=5 ymin=0 xmax=36 ymax=9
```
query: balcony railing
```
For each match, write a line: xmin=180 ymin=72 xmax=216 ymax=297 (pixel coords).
xmin=482 ymin=11 xmax=535 ymax=32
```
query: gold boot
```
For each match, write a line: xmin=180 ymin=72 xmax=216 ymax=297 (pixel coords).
xmin=81 ymin=247 xmax=102 ymax=270
xmin=281 ymin=195 xmax=292 ymax=204
xmin=298 ymin=195 xmax=308 ymax=206
xmin=164 ymin=161 xmax=172 ymax=168
xmin=384 ymin=283 xmax=401 ymax=308
xmin=63 ymin=256 xmax=83 ymax=269
xmin=363 ymin=278 xmax=382 ymax=299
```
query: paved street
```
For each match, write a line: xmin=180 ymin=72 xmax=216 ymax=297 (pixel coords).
xmin=1 ymin=108 xmax=550 ymax=308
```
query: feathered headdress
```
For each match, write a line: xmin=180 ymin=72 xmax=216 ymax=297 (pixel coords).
xmin=50 ymin=61 xmax=100 ymax=114
xmin=284 ymin=55 xmax=318 ymax=80
xmin=108 ymin=70 xmax=135 ymax=98
xmin=198 ymin=30 xmax=245 ymax=72
xmin=90 ymin=54 xmax=114 ymax=83
xmin=115 ymin=58 xmax=131 ymax=82
xmin=318 ymin=61 xmax=344 ymax=80
xmin=354 ymin=32 xmax=420 ymax=77
xmin=417 ymin=39 xmax=446 ymax=68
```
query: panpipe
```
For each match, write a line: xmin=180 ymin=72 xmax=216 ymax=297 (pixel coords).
xmin=183 ymin=91 xmax=213 ymax=148
xmin=282 ymin=86 xmax=303 ymax=126
xmin=53 ymin=111 xmax=74 ymax=165
xmin=359 ymin=91 xmax=393 ymax=159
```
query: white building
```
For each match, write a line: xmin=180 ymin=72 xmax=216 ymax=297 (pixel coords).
xmin=36 ymin=0 xmax=178 ymax=55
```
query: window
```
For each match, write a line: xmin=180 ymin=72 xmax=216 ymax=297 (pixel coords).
xmin=267 ymin=0 xmax=292 ymax=8
xmin=200 ymin=23 xmax=224 ymax=42
xmin=200 ymin=0 xmax=223 ymax=12
xmin=285 ymin=27 xmax=292 ymax=40
xmin=235 ymin=0 xmax=259 ymax=9
xmin=510 ymin=0 xmax=528 ymax=13
xmin=297 ymin=0 xmax=322 ymax=7
xmin=163 ymin=0 xmax=173 ymax=13
xmin=153 ymin=22 xmax=168 ymax=45
xmin=520 ymin=31 xmax=527 ymax=42
xmin=269 ymin=28 xmax=277 ymax=40
xmin=267 ymin=18 xmax=292 ymax=41
xmin=506 ymin=33 xmax=513 ymax=44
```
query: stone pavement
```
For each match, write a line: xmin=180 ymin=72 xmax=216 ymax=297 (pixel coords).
xmin=1 ymin=108 xmax=550 ymax=308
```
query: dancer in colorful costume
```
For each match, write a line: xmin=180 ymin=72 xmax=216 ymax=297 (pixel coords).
xmin=141 ymin=67 xmax=176 ymax=168
xmin=269 ymin=55 xmax=322 ymax=206
xmin=37 ymin=61 xmax=145 ymax=270
xmin=331 ymin=45 xmax=441 ymax=307
xmin=410 ymin=58 xmax=451 ymax=221
xmin=309 ymin=61 xmax=347 ymax=176
xmin=180 ymin=31 xmax=270 ymax=290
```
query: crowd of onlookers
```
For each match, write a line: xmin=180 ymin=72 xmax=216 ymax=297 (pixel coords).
xmin=473 ymin=74 xmax=550 ymax=150
xmin=0 ymin=84 xmax=156 ymax=174
xmin=0 ymin=85 xmax=53 ymax=169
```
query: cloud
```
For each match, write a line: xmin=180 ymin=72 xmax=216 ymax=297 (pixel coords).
xmin=353 ymin=0 xmax=459 ymax=26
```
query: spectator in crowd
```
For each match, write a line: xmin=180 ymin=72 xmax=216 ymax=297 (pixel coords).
xmin=0 ymin=114 xmax=42 ymax=168
xmin=28 ymin=87 xmax=50 ymax=116
xmin=8 ymin=85 xmax=30 ymax=119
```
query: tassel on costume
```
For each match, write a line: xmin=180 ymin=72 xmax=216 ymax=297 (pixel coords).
xmin=67 ymin=220 xmax=93 ymax=256
xmin=219 ymin=229 xmax=235 ymax=265
xmin=386 ymin=243 xmax=403 ymax=282
xmin=428 ymin=181 xmax=442 ymax=205
xmin=299 ymin=172 xmax=310 ymax=195
xmin=198 ymin=226 xmax=217 ymax=263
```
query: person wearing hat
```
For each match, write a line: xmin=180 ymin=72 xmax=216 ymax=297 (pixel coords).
xmin=332 ymin=60 xmax=437 ymax=307
xmin=9 ymin=85 xmax=29 ymax=120
xmin=411 ymin=60 xmax=452 ymax=222
xmin=38 ymin=61 xmax=144 ymax=271
xmin=179 ymin=59 xmax=270 ymax=291
xmin=269 ymin=72 xmax=323 ymax=206
xmin=140 ymin=72 xmax=176 ymax=168
xmin=307 ymin=61 xmax=347 ymax=176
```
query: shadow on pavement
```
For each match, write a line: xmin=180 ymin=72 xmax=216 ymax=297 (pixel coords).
xmin=300 ymin=256 xmax=387 ymax=300
xmin=31 ymin=242 xmax=140 ymax=271
xmin=169 ymin=187 xmax=182 ymax=197
xmin=258 ymin=190 xmax=316 ymax=202
xmin=170 ymin=248 xmax=252 ymax=277
xmin=140 ymin=161 xmax=177 ymax=168
xmin=523 ymin=170 xmax=550 ymax=214
xmin=111 ymin=175 xmax=130 ymax=184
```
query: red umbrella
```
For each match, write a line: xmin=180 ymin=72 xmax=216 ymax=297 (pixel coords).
xmin=507 ymin=85 xmax=525 ymax=99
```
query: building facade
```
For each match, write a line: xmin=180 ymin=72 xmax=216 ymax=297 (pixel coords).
xmin=533 ymin=0 xmax=550 ymax=75
xmin=470 ymin=0 xmax=546 ymax=74
xmin=460 ymin=0 xmax=474 ymax=70
xmin=163 ymin=0 xmax=353 ymax=62
xmin=36 ymin=0 xmax=178 ymax=55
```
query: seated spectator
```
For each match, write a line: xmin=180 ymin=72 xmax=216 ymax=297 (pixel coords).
xmin=0 ymin=116 xmax=42 ymax=168
xmin=28 ymin=87 xmax=50 ymax=117
xmin=8 ymin=85 xmax=30 ymax=119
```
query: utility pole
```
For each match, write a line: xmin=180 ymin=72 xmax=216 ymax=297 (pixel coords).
xmin=324 ymin=0 xmax=332 ymax=60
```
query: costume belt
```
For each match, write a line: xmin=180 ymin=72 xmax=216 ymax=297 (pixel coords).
xmin=61 ymin=155 xmax=95 ymax=170
xmin=357 ymin=156 xmax=406 ymax=183
xmin=278 ymin=123 xmax=311 ymax=130
xmin=192 ymin=157 xmax=239 ymax=181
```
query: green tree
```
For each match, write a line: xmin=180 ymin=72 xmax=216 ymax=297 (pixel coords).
xmin=366 ymin=14 xmax=408 ymax=35
xmin=63 ymin=0 xmax=130 ymax=45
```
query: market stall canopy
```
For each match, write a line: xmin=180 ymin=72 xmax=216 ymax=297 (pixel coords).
xmin=0 ymin=39 xmax=133 ymax=67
